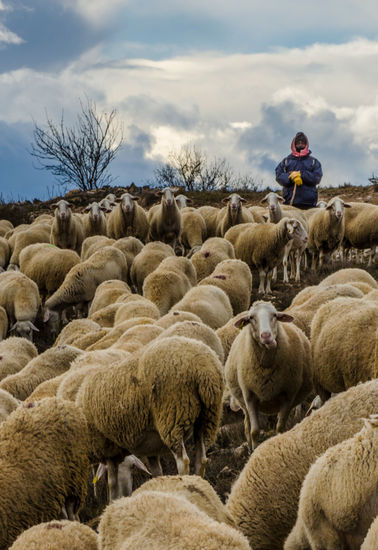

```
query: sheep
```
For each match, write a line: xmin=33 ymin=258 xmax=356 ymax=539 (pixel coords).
xmin=147 ymin=187 xmax=183 ymax=252
xmin=308 ymin=196 xmax=351 ymax=270
xmin=50 ymin=199 xmax=84 ymax=254
xmin=175 ymin=194 xmax=193 ymax=209
xmin=108 ymin=193 xmax=149 ymax=242
xmin=81 ymin=235 xmax=115 ymax=260
xmin=285 ymin=414 xmax=378 ymax=550
xmin=98 ymin=490 xmax=251 ymax=550
xmin=45 ymin=246 xmax=128 ymax=316
xmin=7 ymin=223 xmax=51 ymax=269
xmin=25 ymin=371 xmax=69 ymax=402
xmin=133 ymin=474 xmax=235 ymax=526
xmin=68 ymin=326 xmax=110 ymax=349
xmin=361 ymin=516 xmax=378 ymax=550
xmin=285 ymin=283 xmax=364 ymax=337
xmin=53 ymin=319 xmax=102 ymax=347
xmin=225 ymin=218 xmax=307 ymax=294
xmin=0 ymin=237 xmax=10 ymax=271
xmin=88 ymin=279 xmax=131 ymax=316
xmin=158 ymin=320 xmax=225 ymax=363
xmin=191 ymin=237 xmax=236 ymax=282
xmin=9 ymin=520 xmax=99 ymax=550
xmin=0 ymin=219 xmax=13 ymax=238
xmin=112 ymin=236 xmax=144 ymax=285
xmin=171 ymin=284 xmax=233 ymax=329
xmin=86 ymin=316 xmax=156 ymax=351
xmin=318 ymin=266 xmax=378 ymax=289
xmin=143 ymin=256 xmax=197 ymax=315
xmin=0 ymin=389 xmax=19 ymax=423
xmin=197 ymin=205 xmax=221 ymax=237
xmin=0 ymin=345 xmax=82 ymax=400
xmin=89 ymin=303 xmax=125 ymax=327
xmin=113 ymin=296 xmax=160 ymax=325
xmin=198 ymin=258 xmax=252 ymax=315
xmin=226 ymin=379 xmax=378 ymax=550
xmin=0 ymin=397 xmax=90 ymax=549
xmin=0 ymin=337 xmax=38 ymax=381
xmin=215 ymin=193 xmax=254 ymax=237
xmin=99 ymin=196 xmax=117 ymax=211
xmin=0 ymin=307 xmax=7 ymax=341
xmin=310 ymin=296 xmax=378 ymax=401
xmin=248 ymin=204 xmax=267 ymax=223
xmin=343 ymin=202 xmax=378 ymax=266
xmin=130 ymin=241 xmax=174 ymax=293
xmin=111 ymin=323 xmax=164 ymax=353
xmin=181 ymin=207 xmax=207 ymax=256
xmin=155 ymin=309 xmax=203 ymax=329
xmin=225 ymin=300 xmax=312 ymax=450
xmin=82 ymin=201 xmax=108 ymax=237
xmin=92 ymin=454 xmax=151 ymax=501
xmin=19 ymin=243 xmax=81 ymax=300
xmin=0 ymin=271 xmax=40 ymax=340
xmin=76 ymin=336 xmax=224 ymax=488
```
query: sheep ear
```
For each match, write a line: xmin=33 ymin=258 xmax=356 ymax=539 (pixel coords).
xmin=9 ymin=323 xmax=17 ymax=331
xmin=344 ymin=202 xmax=352 ymax=208
xmin=131 ymin=196 xmax=140 ymax=201
xmin=260 ymin=195 xmax=268 ymax=204
xmin=100 ymin=206 xmax=109 ymax=212
xmin=222 ymin=196 xmax=231 ymax=203
xmin=276 ymin=313 xmax=294 ymax=323
xmin=186 ymin=198 xmax=193 ymax=204
xmin=43 ymin=308 xmax=51 ymax=323
xmin=278 ymin=195 xmax=284 ymax=202
xmin=93 ymin=463 xmax=107 ymax=484
xmin=156 ymin=190 xmax=164 ymax=197
xmin=262 ymin=214 xmax=269 ymax=222
xmin=29 ymin=322 xmax=39 ymax=332
xmin=234 ymin=316 xmax=249 ymax=329
xmin=128 ymin=455 xmax=152 ymax=475
xmin=83 ymin=205 xmax=91 ymax=212
xmin=50 ymin=203 xmax=59 ymax=209
xmin=240 ymin=197 xmax=246 ymax=203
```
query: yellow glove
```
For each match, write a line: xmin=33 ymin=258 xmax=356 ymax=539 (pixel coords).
xmin=289 ymin=170 xmax=300 ymax=181
xmin=293 ymin=174 xmax=303 ymax=186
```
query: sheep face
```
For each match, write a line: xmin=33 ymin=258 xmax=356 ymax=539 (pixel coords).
xmin=85 ymin=202 xmax=105 ymax=222
xmin=120 ymin=193 xmax=139 ymax=215
xmin=223 ymin=193 xmax=246 ymax=220
xmin=235 ymin=301 xmax=294 ymax=349
xmin=286 ymin=219 xmax=308 ymax=246
xmin=175 ymin=194 xmax=192 ymax=209
xmin=326 ymin=197 xmax=352 ymax=221
xmin=10 ymin=320 xmax=39 ymax=341
xmin=158 ymin=187 xmax=178 ymax=207
xmin=52 ymin=200 xmax=73 ymax=222
xmin=260 ymin=192 xmax=283 ymax=214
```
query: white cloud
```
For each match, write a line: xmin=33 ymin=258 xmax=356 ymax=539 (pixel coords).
xmin=0 ymin=23 xmax=23 ymax=45
xmin=59 ymin=0 xmax=129 ymax=26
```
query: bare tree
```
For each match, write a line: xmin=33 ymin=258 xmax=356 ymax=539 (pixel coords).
xmin=31 ymin=98 xmax=123 ymax=191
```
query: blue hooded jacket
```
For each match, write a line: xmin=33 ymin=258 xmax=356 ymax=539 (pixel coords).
xmin=275 ymin=133 xmax=322 ymax=208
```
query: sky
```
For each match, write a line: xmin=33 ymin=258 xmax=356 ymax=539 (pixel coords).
xmin=1 ymin=1 xmax=378 ymax=201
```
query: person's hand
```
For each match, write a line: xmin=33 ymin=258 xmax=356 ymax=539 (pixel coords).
xmin=293 ymin=174 xmax=303 ymax=186
xmin=289 ymin=171 xmax=300 ymax=181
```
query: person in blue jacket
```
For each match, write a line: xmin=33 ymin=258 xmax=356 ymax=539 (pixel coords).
xmin=275 ymin=132 xmax=323 ymax=209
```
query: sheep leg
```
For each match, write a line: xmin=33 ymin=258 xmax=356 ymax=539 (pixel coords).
xmin=318 ymin=250 xmax=324 ymax=269
xmin=258 ymin=269 xmax=266 ymax=294
xmin=147 ymin=456 xmax=163 ymax=477
xmin=194 ymin=431 xmax=207 ymax=477
xmin=265 ymin=271 xmax=273 ymax=294
xmin=64 ymin=496 xmax=78 ymax=521
xmin=106 ymin=457 xmax=119 ymax=502
xmin=311 ymin=252 xmax=317 ymax=271
xmin=276 ymin=398 xmax=295 ymax=433
xmin=172 ymin=439 xmax=190 ymax=475
xmin=243 ymin=390 xmax=260 ymax=450
xmin=272 ymin=266 xmax=277 ymax=282
xmin=295 ymin=250 xmax=301 ymax=282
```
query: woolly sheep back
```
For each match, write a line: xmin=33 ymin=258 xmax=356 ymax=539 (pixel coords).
xmin=0 ymin=389 xmax=19 ymax=423
xmin=191 ymin=237 xmax=235 ymax=281
xmin=156 ymin=310 xmax=202 ymax=329
xmin=0 ymin=337 xmax=38 ymax=381
xmin=9 ymin=520 xmax=98 ymax=550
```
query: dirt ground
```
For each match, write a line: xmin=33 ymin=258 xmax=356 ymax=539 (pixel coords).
xmin=1 ymin=183 xmax=377 ymax=525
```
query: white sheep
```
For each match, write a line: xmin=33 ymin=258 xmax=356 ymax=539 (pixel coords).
xmin=112 ymin=236 xmax=144 ymax=284
xmin=343 ymin=202 xmax=378 ymax=266
xmin=155 ymin=309 xmax=203 ymax=329
xmin=0 ymin=388 xmax=19 ymax=423
xmin=310 ymin=296 xmax=378 ymax=401
xmin=7 ymin=223 xmax=51 ymax=269
xmin=198 ymin=258 xmax=252 ymax=315
xmin=226 ymin=379 xmax=378 ymax=550
xmin=143 ymin=256 xmax=197 ymax=315
xmin=171 ymin=284 xmax=233 ymax=329
xmin=285 ymin=415 xmax=378 ymax=550
xmin=45 ymin=246 xmax=128 ymax=316
xmin=308 ymin=196 xmax=351 ymax=270
xmin=0 ymin=236 xmax=10 ymax=271
xmin=50 ymin=199 xmax=84 ymax=254
xmin=225 ymin=300 xmax=312 ymax=449
xmin=53 ymin=318 xmax=102 ymax=347
xmin=130 ymin=241 xmax=174 ymax=293
xmin=318 ymin=266 xmax=378 ymax=290
xmin=215 ymin=193 xmax=254 ymax=237
xmin=225 ymin=218 xmax=307 ymax=294
xmin=0 ymin=336 xmax=38 ymax=381
xmin=107 ymin=193 xmax=149 ymax=242
xmin=82 ymin=201 xmax=108 ymax=237
xmin=76 ymin=336 xmax=224 ymax=489
xmin=190 ymin=237 xmax=236 ymax=281
xmin=88 ymin=279 xmax=131 ymax=316
xmin=0 ymin=219 xmax=13 ymax=238
xmin=113 ymin=295 xmax=161 ymax=325
xmin=175 ymin=194 xmax=193 ymax=209
xmin=0 ymin=306 xmax=7 ymax=341
xmin=147 ymin=187 xmax=183 ymax=252
xmin=98 ymin=490 xmax=250 ymax=550
xmin=361 ymin=516 xmax=378 ymax=550
xmin=85 ymin=316 xmax=156 ymax=351
xmin=197 ymin=205 xmax=221 ymax=237
xmin=19 ymin=242 xmax=81 ymax=300
xmin=9 ymin=520 xmax=99 ymax=550
xmin=181 ymin=207 xmax=207 ymax=256
xmin=81 ymin=235 xmax=115 ymax=260
xmin=0 ymin=271 xmax=40 ymax=340
xmin=0 ymin=397 xmax=90 ymax=548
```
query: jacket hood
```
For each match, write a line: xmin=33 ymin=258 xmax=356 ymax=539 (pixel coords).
xmin=291 ymin=132 xmax=310 ymax=157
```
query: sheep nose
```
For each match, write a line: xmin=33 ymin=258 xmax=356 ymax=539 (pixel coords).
xmin=261 ymin=331 xmax=271 ymax=340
